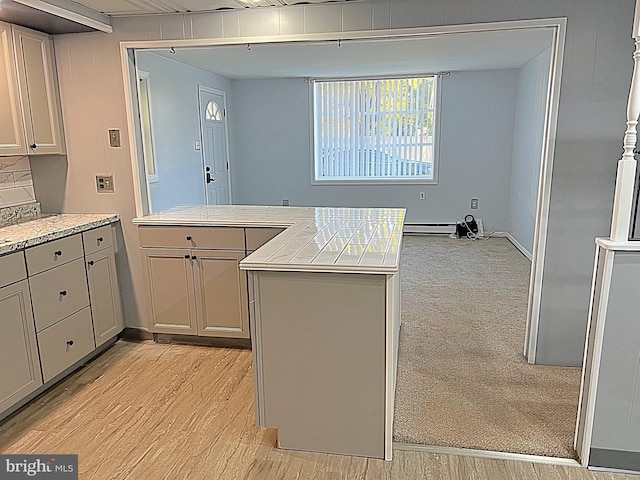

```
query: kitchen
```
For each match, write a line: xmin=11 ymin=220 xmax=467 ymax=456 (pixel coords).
xmin=1 ymin=0 xmax=639 ymax=477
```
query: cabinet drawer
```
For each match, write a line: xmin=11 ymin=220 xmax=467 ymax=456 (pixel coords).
xmin=29 ymin=257 xmax=89 ymax=332
xmin=83 ymin=225 xmax=113 ymax=255
xmin=245 ymin=227 xmax=285 ymax=251
xmin=37 ymin=307 xmax=94 ymax=383
xmin=26 ymin=234 xmax=83 ymax=275
xmin=0 ymin=251 xmax=26 ymax=287
xmin=138 ymin=226 xmax=244 ymax=250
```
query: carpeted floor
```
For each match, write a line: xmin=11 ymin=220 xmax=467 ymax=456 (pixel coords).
xmin=393 ymin=235 xmax=582 ymax=458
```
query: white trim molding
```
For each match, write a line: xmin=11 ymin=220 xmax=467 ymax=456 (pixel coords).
xmin=524 ymin=18 xmax=567 ymax=364
xmin=506 ymin=233 xmax=533 ymax=260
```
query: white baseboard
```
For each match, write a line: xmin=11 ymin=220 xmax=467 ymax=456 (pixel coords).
xmin=404 ymin=223 xmax=456 ymax=235
xmin=506 ymin=233 xmax=533 ymax=260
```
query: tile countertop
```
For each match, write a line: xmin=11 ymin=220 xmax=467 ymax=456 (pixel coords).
xmin=0 ymin=213 xmax=120 ymax=256
xmin=133 ymin=205 xmax=406 ymax=274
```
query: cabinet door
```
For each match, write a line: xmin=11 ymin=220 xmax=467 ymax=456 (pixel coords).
xmin=140 ymin=248 xmax=197 ymax=335
xmin=0 ymin=21 xmax=26 ymax=156
xmin=86 ymin=248 xmax=123 ymax=347
xmin=12 ymin=26 xmax=64 ymax=155
xmin=193 ymin=250 xmax=249 ymax=338
xmin=0 ymin=280 xmax=42 ymax=413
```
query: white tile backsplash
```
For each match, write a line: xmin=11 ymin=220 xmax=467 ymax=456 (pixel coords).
xmin=0 ymin=156 xmax=36 ymax=207
xmin=0 ymin=156 xmax=30 ymax=173
xmin=0 ymin=186 xmax=36 ymax=207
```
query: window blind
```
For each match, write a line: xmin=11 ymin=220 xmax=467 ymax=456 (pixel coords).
xmin=314 ymin=76 xmax=436 ymax=181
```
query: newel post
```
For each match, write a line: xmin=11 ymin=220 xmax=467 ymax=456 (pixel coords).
xmin=610 ymin=0 xmax=640 ymax=241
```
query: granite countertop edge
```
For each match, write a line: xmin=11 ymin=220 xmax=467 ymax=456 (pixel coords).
xmin=0 ymin=213 xmax=120 ymax=256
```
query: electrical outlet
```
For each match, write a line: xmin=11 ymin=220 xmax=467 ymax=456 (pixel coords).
xmin=96 ymin=175 xmax=114 ymax=193
xmin=282 ymin=199 xmax=289 ymax=206
xmin=470 ymin=198 xmax=479 ymax=209
xmin=419 ymin=192 xmax=426 ymax=200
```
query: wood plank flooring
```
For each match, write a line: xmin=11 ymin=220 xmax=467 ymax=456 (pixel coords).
xmin=0 ymin=341 xmax=635 ymax=479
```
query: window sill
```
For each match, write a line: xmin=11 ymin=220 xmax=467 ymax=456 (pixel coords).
xmin=311 ymin=178 xmax=437 ymax=186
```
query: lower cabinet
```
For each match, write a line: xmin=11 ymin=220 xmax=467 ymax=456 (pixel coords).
xmin=194 ymin=250 xmax=248 ymax=338
xmin=86 ymin=247 xmax=123 ymax=347
xmin=37 ymin=307 xmax=95 ymax=383
xmin=140 ymin=247 xmax=249 ymax=338
xmin=140 ymin=248 xmax=197 ymax=335
xmin=0 ymin=279 xmax=42 ymax=413
xmin=0 ymin=222 xmax=123 ymax=420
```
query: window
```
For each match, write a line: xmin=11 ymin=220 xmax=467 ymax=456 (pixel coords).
xmin=313 ymin=76 xmax=438 ymax=183
xmin=138 ymin=71 xmax=158 ymax=183
xmin=205 ymin=100 xmax=222 ymax=121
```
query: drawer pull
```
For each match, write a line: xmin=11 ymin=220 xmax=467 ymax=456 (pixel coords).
xmin=186 ymin=236 xmax=192 ymax=241
xmin=60 ymin=290 xmax=67 ymax=297
xmin=97 ymin=237 xmax=104 ymax=243
xmin=54 ymin=250 xmax=63 ymax=257
xmin=66 ymin=340 xmax=74 ymax=346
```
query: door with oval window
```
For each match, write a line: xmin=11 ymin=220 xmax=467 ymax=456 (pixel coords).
xmin=198 ymin=86 xmax=230 ymax=205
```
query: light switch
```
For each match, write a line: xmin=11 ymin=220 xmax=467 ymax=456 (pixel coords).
xmin=108 ymin=129 xmax=121 ymax=148
xmin=96 ymin=175 xmax=114 ymax=193
xmin=194 ymin=140 xmax=201 ymax=151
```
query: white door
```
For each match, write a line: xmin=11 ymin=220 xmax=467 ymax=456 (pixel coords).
xmin=198 ymin=87 xmax=230 ymax=205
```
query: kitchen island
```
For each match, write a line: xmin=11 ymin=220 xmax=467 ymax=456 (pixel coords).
xmin=133 ymin=205 xmax=404 ymax=460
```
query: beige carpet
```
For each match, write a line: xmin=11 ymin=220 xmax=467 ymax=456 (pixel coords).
xmin=393 ymin=235 xmax=582 ymax=458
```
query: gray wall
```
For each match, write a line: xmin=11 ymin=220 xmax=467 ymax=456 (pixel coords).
xmin=49 ymin=0 xmax=633 ymax=366
xmin=231 ymin=70 xmax=518 ymax=231
xmin=590 ymin=251 xmax=640 ymax=468
xmin=136 ymin=52 xmax=232 ymax=212
xmin=507 ymin=48 xmax=552 ymax=257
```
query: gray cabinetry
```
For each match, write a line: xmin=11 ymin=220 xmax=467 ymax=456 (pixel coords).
xmin=0 ymin=222 xmax=122 ymax=420
xmin=0 ymin=22 xmax=64 ymax=156
xmin=0 ymin=259 xmax=42 ymax=413
xmin=139 ymin=226 xmax=249 ymax=338
xmin=83 ymin=225 xmax=123 ymax=347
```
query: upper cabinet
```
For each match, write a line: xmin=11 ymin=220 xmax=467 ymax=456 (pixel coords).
xmin=0 ymin=22 xmax=65 ymax=156
xmin=0 ymin=22 xmax=27 ymax=156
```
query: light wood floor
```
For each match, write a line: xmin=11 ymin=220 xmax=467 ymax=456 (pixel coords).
xmin=0 ymin=341 xmax=635 ymax=480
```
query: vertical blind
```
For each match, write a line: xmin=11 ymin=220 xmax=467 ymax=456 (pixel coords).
xmin=314 ymin=76 xmax=436 ymax=180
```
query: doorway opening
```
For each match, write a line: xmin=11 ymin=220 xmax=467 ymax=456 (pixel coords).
xmin=121 ymin=17 xmax=574 ymax=460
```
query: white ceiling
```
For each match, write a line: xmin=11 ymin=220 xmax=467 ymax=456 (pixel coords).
xmin=147 ymin=28 xmax=554 ymax=79
xmin=70 ymin=0 xmax=365 ymax=16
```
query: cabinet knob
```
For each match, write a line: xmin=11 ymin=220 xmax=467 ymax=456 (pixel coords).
xmin=88 ymin=260 xmax=94 ymax=266
xmin=30 ymin=144 xmax=37 ymax=149
xmin=66 ymin=340 xmax=74 ymax=346
xmin=191 ymin=255 xmax=197 ymax=260
xmin=186 ymin=236 xmax=192 ymax=241
xmin=60 ymin=290 xmax=67 ymax=296
xmin=54 ymin=250 xmax=62 ymax=256
xmin=97 ymin=237 xmax=104 ymax=243
xmin=185 ymin=254 xmax=190 ymax=259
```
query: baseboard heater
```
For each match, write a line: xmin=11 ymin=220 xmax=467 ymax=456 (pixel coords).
xmin=403 ymin=223 xmax=456 ymax=235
